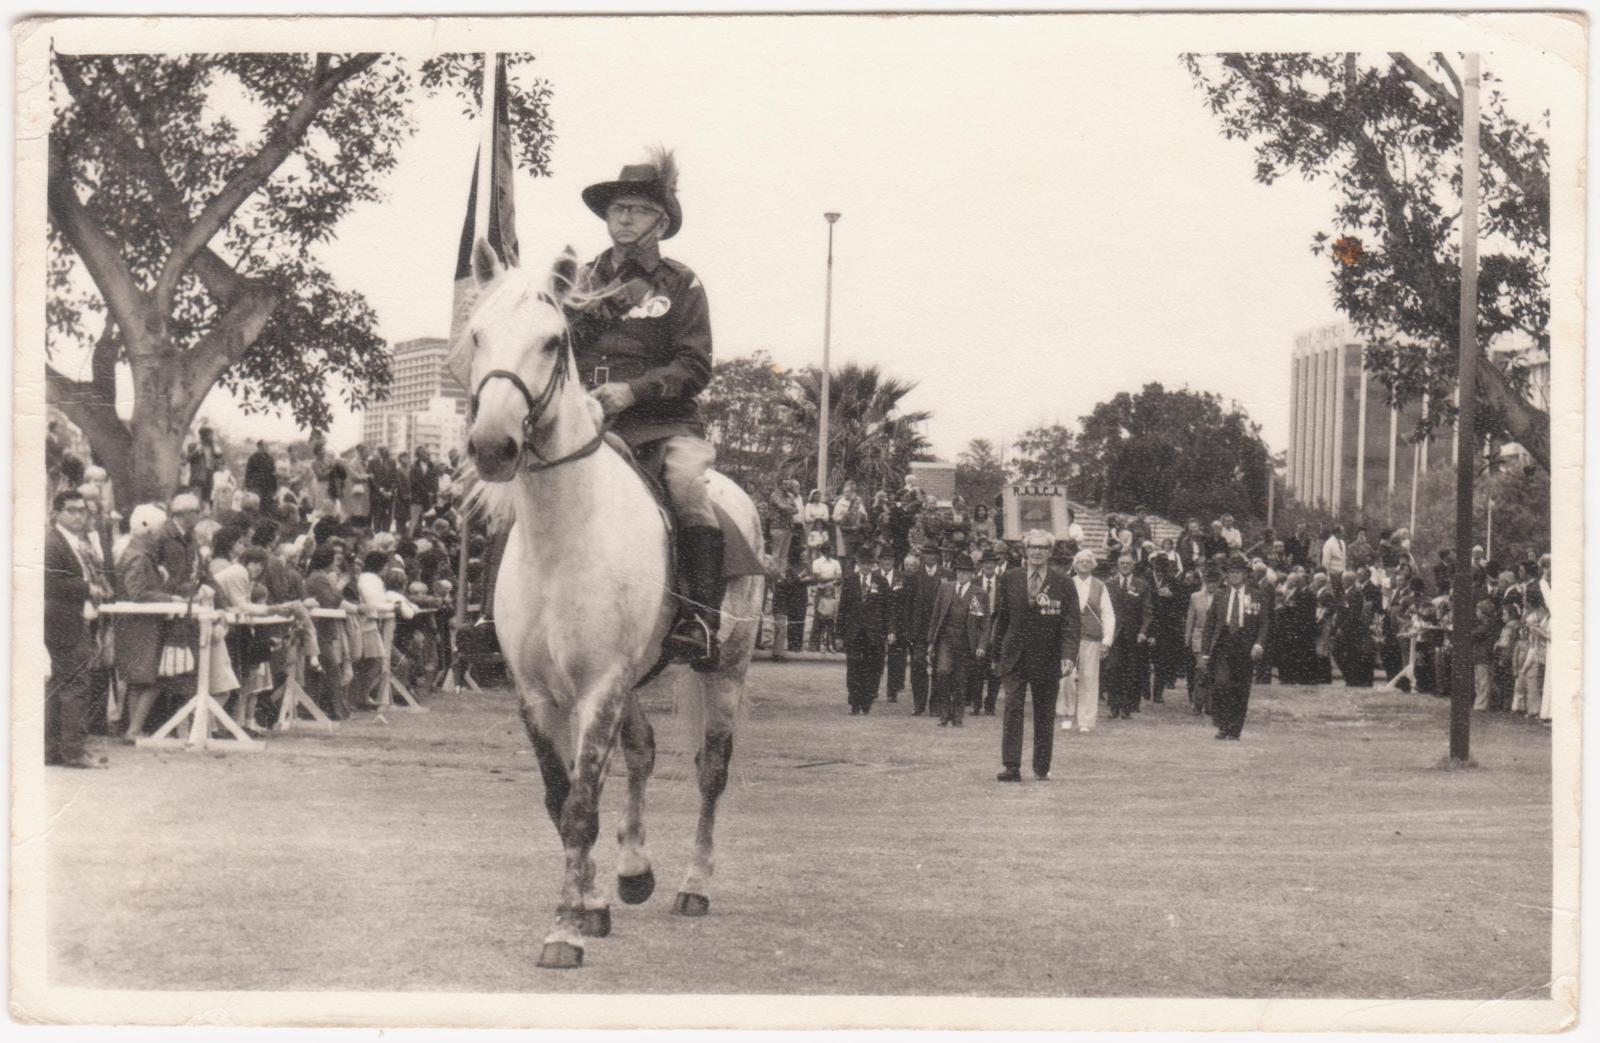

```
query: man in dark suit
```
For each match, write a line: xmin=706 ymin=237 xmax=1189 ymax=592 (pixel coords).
xmin=45 ymin=490 xmax=108 ymax=768
xmin=1200 ymin=553 xmax=1271 ymax=740
xmin=881 ymin=550 xmax=913 ymax=703
xmin=973 ymin=550 xmax=1004 ymax=714
xmin=368 ymin=447 xmax=397 ymax=533
xmin=927 ymin=556 xmax=989 ymax=727
xmin=1105 ymin=550 xmax=1152 ymax=718
xmin=244 ymin=439 xmax=279 ymax=515
xmin=979 ymin=530 xmax=1080 ymax=782
xmin=906 ymin=544 xmax=944 ymax=716
xmin=838 ymin=543 xmax=901 ymax=715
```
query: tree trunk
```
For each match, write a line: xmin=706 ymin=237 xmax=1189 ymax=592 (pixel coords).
xmin=125 ymin=355 xmax=189 ymax=506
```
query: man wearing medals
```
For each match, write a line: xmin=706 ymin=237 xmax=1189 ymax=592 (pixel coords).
xmin=1199 ymin=553 xmax=1271 ymax=740
xmin=980 ymin=530 xmax=1081 ymax=782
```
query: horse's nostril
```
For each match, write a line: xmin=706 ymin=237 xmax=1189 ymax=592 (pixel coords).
xmin=465 ymin=440 xmax=478 ymax=457
xmin=500 ymin=437 xmax=518 ymax=460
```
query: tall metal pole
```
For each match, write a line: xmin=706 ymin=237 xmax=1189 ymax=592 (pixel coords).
xmin=818 ymin=212 xmax=841 ymax=497
xmin=1448 ymin=53 xmax=1481 ymax=765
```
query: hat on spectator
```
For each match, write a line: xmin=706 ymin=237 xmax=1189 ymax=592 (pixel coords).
xmin=1225 ymin=552 xmax=1250 ymax=573
xmin=129 ymin=503 xmax=167 ymax=536
xmin=952 ymin=555 xmax=976 ymax=573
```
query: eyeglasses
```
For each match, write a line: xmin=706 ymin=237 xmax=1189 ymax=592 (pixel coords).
xmin=57 ymin=504 xmax=87 ymax=514
xmin=607 ymin=202 xmax=663 ymax=220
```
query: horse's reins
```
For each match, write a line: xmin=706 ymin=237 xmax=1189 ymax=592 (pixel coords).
xmin=470 ymin=316 xmax=610 ymax=474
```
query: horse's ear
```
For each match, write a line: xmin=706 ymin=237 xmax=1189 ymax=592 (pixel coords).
xmin=548 ymin=247 xmax=579 ymax=299
xmin=472 ymin=237 xmax=502 ymax=287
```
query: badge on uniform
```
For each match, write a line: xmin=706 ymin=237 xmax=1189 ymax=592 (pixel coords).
xmin=590 ymin=366 xmax=610 ymax=386
xmin=625 ymin=295 xmax=672 ymax=319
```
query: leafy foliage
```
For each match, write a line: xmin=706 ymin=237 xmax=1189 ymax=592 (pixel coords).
xmin=787 ymin=362 xmax=933 ymax=496
xmin=1011 ymin=424 xmax=1074 ymax=485
xmin=700 ymin=351 xmax=807 ymax=504
xmin=1182 ymin=52 xmax=1550 ymax=470
xmin=46 ymin=51 xmax=554 ymax=503
xmin=1069 ymin=383 xmax=1271 ymax=523
xmin=954 ymin=438 xmax=1011 ymax=507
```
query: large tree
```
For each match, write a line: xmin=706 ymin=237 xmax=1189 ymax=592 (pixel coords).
xmin=700 ymin=351 xmax=806 ymax=504
xmin=1070 ymin=383 xmax=1271 ymax=522
xmin=1011 ymin=423 xmax=1075 ymax=485
xmin=787 ymin=362 xmax=933 ymax=495
xmin=1183 ymin=53 xmax=1550 ymax=471
xmin=46 ymin=52 xmax=554 ymax=509
xmin=954 ymin=437 xmax=1011 ymax=508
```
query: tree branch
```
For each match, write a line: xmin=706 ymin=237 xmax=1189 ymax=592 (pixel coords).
xmin=153 ymin=52 xmax=382 ymax=312
xmin=47 ymin=137 xmax=150 ymax=343
xmin=100 ymin=62 xmax=245 ymax=303
xmin=1389 ymin=51 xmax=1549 ymax=213
xmin=176 ymin=279 xmax=279 ymax=417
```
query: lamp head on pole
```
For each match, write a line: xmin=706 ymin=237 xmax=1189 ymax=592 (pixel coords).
xmin=824 ymin=212 xmax=841 ymax=224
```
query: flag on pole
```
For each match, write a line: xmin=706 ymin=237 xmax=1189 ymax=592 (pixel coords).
xmin=444 ymin=53 xmax=519 ymax=395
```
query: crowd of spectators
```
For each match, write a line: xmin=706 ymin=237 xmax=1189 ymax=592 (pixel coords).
xmin=43 ymin=434 xmax=483 ymax=765
xmin=751 ymin=477 xmax=1553 ymax=724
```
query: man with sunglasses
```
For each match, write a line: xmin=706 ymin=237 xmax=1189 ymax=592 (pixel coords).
xmin=569 ymin=148 xmax=721 ymax=669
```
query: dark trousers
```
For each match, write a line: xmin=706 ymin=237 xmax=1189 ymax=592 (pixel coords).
xmin=1000 ymin=666 xmax=1059 ymax=776
xmin=933 ymin=641 xmax=973 ymax=723
xmin=370 ymin=494 xmax=392 ymax=532
xmin=909 ymin=642 xmax=931 ymax=713
xmin=1106 ymin=639 xmax=1142 ymax=715
xmin=846 ymin=638 xmax=886 ymax=710
xmin=393 ymin=498 xmax=412 ymax=535
xmin=886 ymin=641 xmax=907 ymax=699
xmin=983 ymin=669 xmax=1001 ymax=713
xmin=46 ymin=635 xmax=95 ymax=763
xmin=1211 ymin=650 xmax=1253 ymax=738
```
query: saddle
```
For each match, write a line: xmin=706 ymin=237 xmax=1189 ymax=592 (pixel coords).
xmin=603 ymin=432 xmax=766 ymax=580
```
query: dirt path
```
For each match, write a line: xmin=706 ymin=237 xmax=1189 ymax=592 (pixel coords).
xmin=44 ymin=662 xmax=1552 ymax=998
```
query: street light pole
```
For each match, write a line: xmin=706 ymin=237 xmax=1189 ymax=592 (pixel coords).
xmin=819 ymin=212 xmax=841 ymax=498
xmin=1448 ymin=53 xmax=1482 ymax=765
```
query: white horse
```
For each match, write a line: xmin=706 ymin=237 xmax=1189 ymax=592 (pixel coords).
xmin=461 ymin=239 xmax=765 ymax=970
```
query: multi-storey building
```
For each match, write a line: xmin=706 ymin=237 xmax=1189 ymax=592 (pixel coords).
xmin=361 ymin=337 xmax=470 ymax=457
xmin=1288 ymin=322 xmax=1549 ymax=521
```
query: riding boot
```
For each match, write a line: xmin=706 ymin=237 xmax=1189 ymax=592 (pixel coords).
xmin=666 ymin=526 xmax=725 ymax=672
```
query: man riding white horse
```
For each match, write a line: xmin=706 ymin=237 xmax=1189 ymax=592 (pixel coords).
xmin=567 ymin=149 xmax=724 ymax=670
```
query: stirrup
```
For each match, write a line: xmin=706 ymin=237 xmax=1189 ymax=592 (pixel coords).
xmin=665 ymin=616 xmax=719 ymax=671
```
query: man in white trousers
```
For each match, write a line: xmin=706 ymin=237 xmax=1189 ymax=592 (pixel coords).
xmin=1060 ymin=548 xmax=1115 ymax=733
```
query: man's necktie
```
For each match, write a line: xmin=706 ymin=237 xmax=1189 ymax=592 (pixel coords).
xmin=1029 ymin=570 xmax=1042 ymax=598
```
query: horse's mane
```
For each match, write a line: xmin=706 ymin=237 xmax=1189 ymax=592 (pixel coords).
xmin=456 ymin=253 xmax=620 ymax=536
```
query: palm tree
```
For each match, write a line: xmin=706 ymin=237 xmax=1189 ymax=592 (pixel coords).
xmin=786 ymin=362 xmax=933 ymax=495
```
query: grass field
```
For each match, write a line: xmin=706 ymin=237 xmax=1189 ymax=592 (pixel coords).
xmin=43 ymin=660 xmax=1553 ymax=999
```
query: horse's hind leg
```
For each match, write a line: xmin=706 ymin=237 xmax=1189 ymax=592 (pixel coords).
xmin=527 ymin=688 xmax=626 ymax=969
xmin=615 ymin=691 xmax=657 ymax=904
xmin=673 ymin=672 xmax=738 ymax=917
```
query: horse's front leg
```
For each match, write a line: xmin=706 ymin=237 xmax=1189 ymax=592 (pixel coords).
xmin=536 ymin=685 xmax=627 ymax=969
xmin=673 ymin=672 xmax=739 ymax=917
xmin=615 ymin=691 xmax=658 ymax=905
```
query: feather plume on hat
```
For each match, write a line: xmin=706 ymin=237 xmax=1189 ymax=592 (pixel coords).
xmin=646 ymin=145 xmax=678 ymax=195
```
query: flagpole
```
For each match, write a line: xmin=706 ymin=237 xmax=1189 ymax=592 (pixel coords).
xmin=453 ymin=51 xmax=497 ymax=683
xmin=476 ymin=51 xmax=498 ymax=250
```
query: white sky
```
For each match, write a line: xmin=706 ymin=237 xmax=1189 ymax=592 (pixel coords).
xmin=163 ymin=20 xmax=1551 ymax=463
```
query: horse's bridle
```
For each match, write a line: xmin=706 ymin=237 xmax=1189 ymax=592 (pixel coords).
xmin=470 ymin=328 xmax=609 ymax=473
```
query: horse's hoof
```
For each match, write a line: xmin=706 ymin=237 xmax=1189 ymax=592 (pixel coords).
xmin=576 ymin=906 xmax=612 ymax=937
xmin=537 ymin=941 xmax=584 ymax=969
xmin=618 ymin=868 xmax=656 ymax=905
xmin=672 ymin=892 xmax=710 ymax=917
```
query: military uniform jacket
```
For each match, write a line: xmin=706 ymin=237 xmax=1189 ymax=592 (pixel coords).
xmin=570 ymin=244 xmax=712 ymax=445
